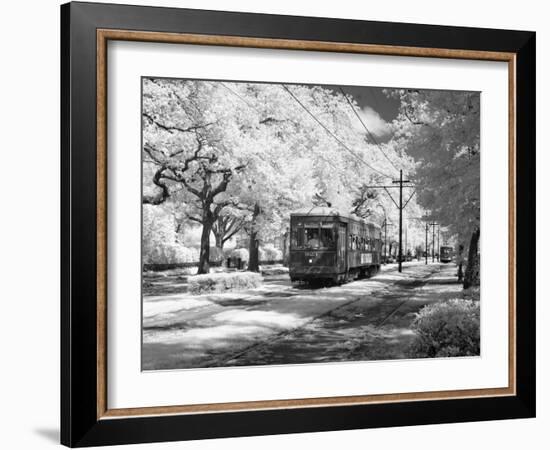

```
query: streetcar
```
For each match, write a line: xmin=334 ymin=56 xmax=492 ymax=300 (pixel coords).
xmin=289 ymin=207 xmax=382 ymax=284
xmin=440 ymin=245 xmax=453 ymax=263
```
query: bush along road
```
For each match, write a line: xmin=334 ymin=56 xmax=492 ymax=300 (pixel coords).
xmin=142 ymin=262 xmax=479 ymax=370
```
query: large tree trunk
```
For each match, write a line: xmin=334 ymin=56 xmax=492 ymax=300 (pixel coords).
xmin=282 ymin=229 xmax=289 ymax=267
xmin=248 ymin=204 xmax=261 ymax=272
xmin=463 ymin=227 xmax=480 ymax=289
xmin=214 ymin=232 xmax=224 ymax=249
xmin=197 ymin=213 xmax=213 ymax=275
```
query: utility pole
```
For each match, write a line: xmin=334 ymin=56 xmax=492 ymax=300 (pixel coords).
xmin=425 ymin=223 xmax=429 ymax=265
xmin=392 ymin=170 xmax=413 ymax=273
xmin=404 ymin=224 xmax=408 ymax=259
xmin=437 ymin=226 xmax=440 ymax=262
xmin=429 ymin=222 xmax=438 ymax=263
xmin=398 ymin=170 xmax=403 ymax=271
xmin=382 ymin=219 xmax=392 ymax=265
xmin=362 ymin=174 xmax=414 ymax=273
xmin=432 ymin=222 xmax=435 ymax=262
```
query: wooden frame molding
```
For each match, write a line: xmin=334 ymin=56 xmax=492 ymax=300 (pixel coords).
xmin=96 ymin=28 xmax=517 ymax=420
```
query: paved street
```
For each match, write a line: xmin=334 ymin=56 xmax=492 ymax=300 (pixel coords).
xmin=142 ymin=262 xmax=474 ymax=370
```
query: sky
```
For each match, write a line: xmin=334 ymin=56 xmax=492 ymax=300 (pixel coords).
xmin=341 ymin=85 xmax=401 ymax=122
xmin=323 ymin=84 xmax=402 ymax=142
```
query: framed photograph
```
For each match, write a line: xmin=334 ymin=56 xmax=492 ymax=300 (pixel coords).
xmin=61 ymin=1 xmax=535 ymax=447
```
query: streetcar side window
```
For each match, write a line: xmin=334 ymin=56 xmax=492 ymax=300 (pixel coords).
xmin=320 ymin=225 xmax=335 ymax=249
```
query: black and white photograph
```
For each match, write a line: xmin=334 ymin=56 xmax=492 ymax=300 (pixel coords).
xmin=0 ymin=0 xmax=542 ymax=447
xmin=141 ymin=78 xmax=481 ymax=371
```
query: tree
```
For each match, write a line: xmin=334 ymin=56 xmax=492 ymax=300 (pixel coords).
xmin=350 ymin=184 xmax=380 ymax=218
xmin=211 ymin=213 xmax=245 ymax=249
xmin=143 ymin=78 xmax=259 ymax=273
xmin=463 ymin=228 xmax=480 ymax=289
xmin=222 ymin=82 xmax=394 ymax=271
xmin=142 ymin=203 xmax=199 ymax=264
xmin=143 ymin=79 xmax=412 ymax=275
xmin=390 ymin=89 xmax=480 ymax=286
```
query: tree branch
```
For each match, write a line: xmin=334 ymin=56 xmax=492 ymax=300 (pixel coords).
xmin=143 ymin=112 xmax=215 ymax=134
xmin=402 ymin=108 xmax=428 ymax=126
xmin=142 ymin=166 xmax=170 ymax=205
xmin=187 ymin=215 xmax=203 ymax=224
xmin=222 ymin=218 xmax=245 ymax=244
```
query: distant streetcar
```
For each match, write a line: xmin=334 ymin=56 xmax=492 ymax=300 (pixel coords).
xmin=440 ymin=245 xmax=453 ymax=263
xmin=289 ymin=207 xmax=382 ymax=284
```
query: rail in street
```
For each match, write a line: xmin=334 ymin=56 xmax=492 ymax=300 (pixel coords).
xmin=142 ymin=262 xmax=468 ymax=370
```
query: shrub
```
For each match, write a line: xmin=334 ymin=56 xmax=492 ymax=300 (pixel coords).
xmin=179 ymin=246 xmax=200 ymax=263
xmin=142 ymin=204 xmax=200 ymax=264
xmin=462 ymin=286 xmax=480 ymax=302
xmin=188 ymin=271 xmax=262 ymax=294
xmin=230 ymin=248 xmax=249 ymax=263
xmin=409 ymin=299 xmax=480 ymax=358
xmin=259 ymin=244 xmax=283 ymax=262
xmin=143 ymin=243 xmax=199 ymax=265
xmin=209 ymin=246 xmax=224 ymax=263
xmin=222 ymin=247 xmax=235 ymax=260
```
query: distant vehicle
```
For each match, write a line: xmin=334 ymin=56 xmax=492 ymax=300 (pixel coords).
xmin=440 ymin=246 xmax=453 ymax=263
xmin=289 ymin=207 xmax=382 ymax=284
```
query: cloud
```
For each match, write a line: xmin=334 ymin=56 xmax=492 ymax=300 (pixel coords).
xmin=354 ymin=106 xmax=391 ymax=138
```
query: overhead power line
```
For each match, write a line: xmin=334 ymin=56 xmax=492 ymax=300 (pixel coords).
xmin=218 ymin=81 xmax=360 ymax=185
xmin=362 ymin=170 xmax=415 ymax=273
xmin=339 ymin=87 xmax=400 ymax=172
xmin=219 ymin=81 xmax=393 ymax=181
xmin=281 ymin=84 xmax=393 ymax=180
xmin=219 ymin=82 xmax=260 ymax=111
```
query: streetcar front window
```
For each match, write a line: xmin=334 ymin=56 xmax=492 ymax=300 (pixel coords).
xmin=304 ymin=224 xmax=320 ymax=249
xmin=292 ymin=221 xmax=335 ymax=250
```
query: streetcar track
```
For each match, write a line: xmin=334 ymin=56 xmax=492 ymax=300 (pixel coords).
xmin=210 ymin=264 xmax=441 ymax=367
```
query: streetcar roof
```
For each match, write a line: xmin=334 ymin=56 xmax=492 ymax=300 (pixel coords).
xmin=290 ymin=207 xmax=380 ymax=230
